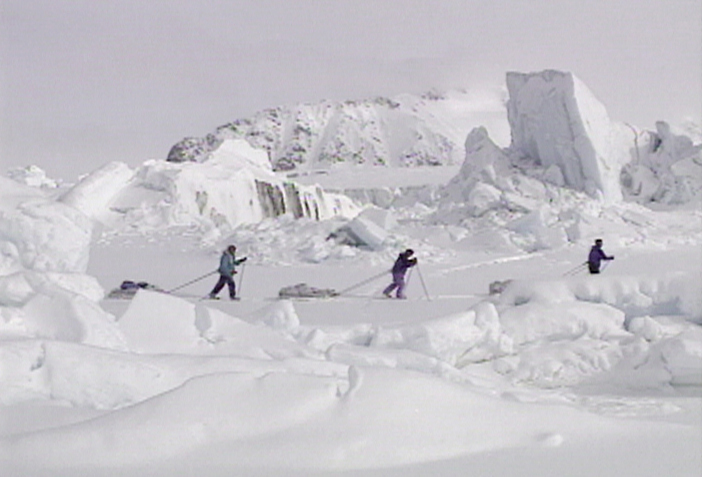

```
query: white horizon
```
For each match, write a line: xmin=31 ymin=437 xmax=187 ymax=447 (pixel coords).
xmin=1 ymin=0 xmax=701 ymax=181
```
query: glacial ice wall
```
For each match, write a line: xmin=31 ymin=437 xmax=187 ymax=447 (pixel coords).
xmin=90 ymin=139 xmax=360 ymax=232
xmin=506 ymin=70 xmax=632 ymax=201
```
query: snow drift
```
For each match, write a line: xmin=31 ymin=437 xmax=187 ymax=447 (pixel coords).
xmin=0 ymin=177 xmax=125 ymax=349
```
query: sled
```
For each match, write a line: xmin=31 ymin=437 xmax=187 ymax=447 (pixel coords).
xmin=278 ymin=283 xmax=339 ymax=299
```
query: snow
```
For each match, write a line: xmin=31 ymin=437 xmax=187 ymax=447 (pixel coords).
xmin=1 ymin=70 xmax=701 ymax=476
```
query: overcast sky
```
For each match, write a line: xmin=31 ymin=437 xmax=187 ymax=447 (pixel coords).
xmin=1 ymin=0 xmax=700 ymax=181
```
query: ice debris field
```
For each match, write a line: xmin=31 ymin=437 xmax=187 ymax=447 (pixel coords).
xmin=1 ymin=70 xmax=701 ymax=476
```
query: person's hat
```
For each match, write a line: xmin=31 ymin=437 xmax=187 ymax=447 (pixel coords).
xmin=405 ymin=249 xmax=414 ymax=255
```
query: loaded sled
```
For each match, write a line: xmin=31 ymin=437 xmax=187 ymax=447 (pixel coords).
xmin=106 ymin=280 xmax=165 ymax=299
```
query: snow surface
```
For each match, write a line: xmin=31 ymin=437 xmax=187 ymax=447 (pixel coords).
xmin=1 ymin=70 xmax=701 ymax=476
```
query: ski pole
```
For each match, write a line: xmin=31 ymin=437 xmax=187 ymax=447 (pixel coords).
xmin=237 ymin=261 xmax=247 ymax=297
xmin=338 ymin=270 xmax=389 ymax=296
xmin=406 ymin=267 xmax=414 ymax=287
xmin=167 ymin=270 xmax=218 ymax=293
xmin=416 ymin=264 xmax=431 ymax=301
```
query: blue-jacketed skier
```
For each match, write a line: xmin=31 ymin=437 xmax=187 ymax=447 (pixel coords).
xmin=383 ymin=249 xmax=417 ymax=299
xmin=209 ymin=245 xmax=247 ymax=299
xmin=588 ymin=239 xmax=614 ymax=274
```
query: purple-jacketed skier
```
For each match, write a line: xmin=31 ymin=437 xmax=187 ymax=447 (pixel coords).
xmin=383 ymin=249 xmax=417 ymax=299
xmin=588 ymin=239 xmax=614 ymax=274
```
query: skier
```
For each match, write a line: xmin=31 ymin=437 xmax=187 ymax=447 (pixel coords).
xmin=383 ymin=249 xmax=417 ymax=299
xmin=208 ymin=245 xmax=247 ymax=300
xmin=587 ymin=239 xmax=614 ymax=274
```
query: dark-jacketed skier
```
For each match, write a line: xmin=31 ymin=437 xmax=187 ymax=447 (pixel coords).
xmin=209 ymin=245 xmax=247 ymax=299
xmin=383 ymin=249 xmax=417 ymax=299
xmin=588 ymin=239 xmax=614 ymax=274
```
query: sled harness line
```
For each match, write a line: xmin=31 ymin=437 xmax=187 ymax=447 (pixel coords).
xmin=562 ymin=262 xmax=587 ymax=277
xmin=336 ymin=265 xmax=431 ymax=301
xmin=337 ymin=270 xmax=389 ymax=296
xmin=167 ymin=270 xmax=218 ymax=294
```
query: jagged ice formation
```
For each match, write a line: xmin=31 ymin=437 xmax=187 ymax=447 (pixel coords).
xmin=166 ymin=90 xmax=510 ymax=170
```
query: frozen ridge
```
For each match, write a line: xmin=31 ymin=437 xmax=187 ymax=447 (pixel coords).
xmin=166 ymin=89 xmax=510 ymax=170
xmin=53 ymin=139 xmax=360 ymax=235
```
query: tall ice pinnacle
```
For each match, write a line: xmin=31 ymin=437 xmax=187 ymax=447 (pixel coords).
xmin=506 ymin=70 xmax=630 ymax=201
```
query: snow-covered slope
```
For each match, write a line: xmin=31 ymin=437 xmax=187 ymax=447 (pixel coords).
xmin=167 ymin=89 xmax=510 ymax=170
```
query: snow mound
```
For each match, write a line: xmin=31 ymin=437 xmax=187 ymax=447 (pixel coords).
xmin=327 ymin=208 xmax=393 ymax=250
xmin=0 ymin=272 xmax=124 ymax=347
xmin=499 ymin=272 xmax=701 ymax=326
xmin=118 ymin=290 xmax=310 ymax=357
xmin=1 ymin=178 xmax=92 ymax=274
xmin=372 ymin=301 xmax=513 ymax=366
xmin=1 ymin=366 xmax=620 ymax=472
xmin=0 ymin=177 xmax=125 ymax=349
xmin=6 ymin=165 xmax=60 ymax=189
xmin=492 ymin=273 xmax=702 ymax=387
xmin=252 ymin=299 xmax=303 ymax=333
